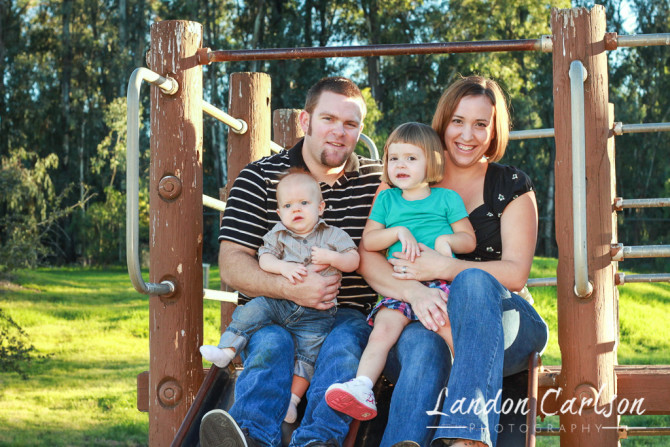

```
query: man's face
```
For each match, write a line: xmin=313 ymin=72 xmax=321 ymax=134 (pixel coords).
xmin=300 ymin=91 xmax=365 ymax=169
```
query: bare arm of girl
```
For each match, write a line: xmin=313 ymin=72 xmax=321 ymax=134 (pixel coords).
xmin=434 ymin=217 xmax=477 ymax=256
xmin=362 ymin=219 xmax=421 ymax=262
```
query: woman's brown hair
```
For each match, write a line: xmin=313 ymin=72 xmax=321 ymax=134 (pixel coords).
xmin=431 ymin=75 xmax=510 ymax=163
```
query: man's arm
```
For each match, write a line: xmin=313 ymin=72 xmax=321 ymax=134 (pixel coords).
xmin=219 ymin=240 xmax=340 ymax=309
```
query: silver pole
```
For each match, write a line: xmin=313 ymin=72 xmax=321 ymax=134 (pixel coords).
xmin=126 ymin=68 xmax=177 ymax=296
xmin=569 ymin=60 xmax=593 ymax=298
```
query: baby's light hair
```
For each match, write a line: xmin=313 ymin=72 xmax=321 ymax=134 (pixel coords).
xmin=381 ymin=122 xmax=445 ymax=186
xmin=276 ymin=167 xmax=323 ymax=203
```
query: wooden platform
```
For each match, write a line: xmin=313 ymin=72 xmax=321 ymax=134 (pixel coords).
xmin=536 ymin=365 xmax=670 ymax=416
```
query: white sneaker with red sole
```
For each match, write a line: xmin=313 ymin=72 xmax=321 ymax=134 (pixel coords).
xmin=325 ymin=379 xmax=377 ymax=420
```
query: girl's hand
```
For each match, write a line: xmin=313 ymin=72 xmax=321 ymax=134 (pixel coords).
xmin=390 ymin=243 xmax=454 ymax=282
xmin=397 ymin=227 xmax=420 ymax=262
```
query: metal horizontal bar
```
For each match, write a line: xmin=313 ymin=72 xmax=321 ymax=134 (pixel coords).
xmin=203 ymin=101 xmax=247 ymax=134
xmin=203 ymin=195 xmax=226 ymax=212
xmin=613 ymin=197 xmax=670 ymax=210
xmin=614 ymin=122 xmax=670 ymax=135
xmin=203 ymin=289 xmax=238 ymax=303
xmin=527 ymin=277 xmax=557 ymax=288
xmin=612 ymin=244 xmax=670 ymax=260
xmin=618 ymin=33 xmax=670 ymax=47
xmin=202 ymin=38 xmax=546 ymax=64
xmin=509 ymin=128 xmax=555 ymax=140
xmin=615 ymin=273 xmax=670 ymax=285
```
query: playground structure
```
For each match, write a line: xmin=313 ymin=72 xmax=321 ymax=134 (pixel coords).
xmin=125 ymin=5 xmax=670 ymax=447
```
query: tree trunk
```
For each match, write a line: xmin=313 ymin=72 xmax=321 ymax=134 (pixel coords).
xmin=61 ymin=0 xmax=73 ymax=166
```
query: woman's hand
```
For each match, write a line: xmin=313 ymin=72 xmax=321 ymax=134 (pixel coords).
xmin=404 ymin=281 xmax=449 ymax=332
xmin=389 ymin=243 xmax=453 ymax=282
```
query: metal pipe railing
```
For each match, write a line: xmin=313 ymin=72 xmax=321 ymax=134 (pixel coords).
xmin=203 ymin=195 xmax=226 ymax=212
xmin=617 ymin=33 xmax=670 ymax=48
xmin=199 ymin=38 xmax=549 ymax=64
xmin=569 ymin=60 xmax=593 ymax=298
xmin=126 ymin=68 xmax=178 ymax=296
xmin=613 ymin=197 xmax=670 ymax=210
xmin=510 ymin=128 xmax=555 ymax=140
xmin=611 ymin=243 xmax=670 ymax=261
xmin=359 ymin=133 xmax=380 ymax=160
xmin=203 ymin=101 xmax=248 ymax=134
xmin=203 ymin=289 xmax=239 ymax=303
xmin=614 ymin=121 xmax=670 ymax=135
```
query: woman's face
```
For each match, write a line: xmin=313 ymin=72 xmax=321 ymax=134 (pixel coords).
xmin=443 ymin=95 xmax=496 ymax=169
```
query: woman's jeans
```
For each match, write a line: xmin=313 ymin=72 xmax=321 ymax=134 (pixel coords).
xmin=228 ymin=307 xmax=371 ymax=447
xmin=381 ymin=268 xmax=549 ymax=447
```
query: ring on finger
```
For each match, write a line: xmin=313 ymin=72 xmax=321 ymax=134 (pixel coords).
xmin=401 ymin=266 xmax=407 ymax=273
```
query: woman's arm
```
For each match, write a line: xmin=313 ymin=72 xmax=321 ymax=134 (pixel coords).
xmin=390 ymin=191 xmax=538 ymax=292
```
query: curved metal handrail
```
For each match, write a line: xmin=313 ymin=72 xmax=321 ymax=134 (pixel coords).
xmin=569 ymin=60 xmax=593 ymax=298
xmin=126 ymin=68 xmax=177 ymax=296
xmin=358 ymin=133 xmax=380 ymax=160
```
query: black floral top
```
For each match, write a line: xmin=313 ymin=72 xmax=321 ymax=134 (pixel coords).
xmin=458 ymin=163 xmax=535 ymax=262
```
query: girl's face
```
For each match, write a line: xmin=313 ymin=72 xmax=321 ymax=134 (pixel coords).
xmin=386 ymin=142 xmax=428 ymax=193
xmin=443 ymin=95 xmax=496 ymax=169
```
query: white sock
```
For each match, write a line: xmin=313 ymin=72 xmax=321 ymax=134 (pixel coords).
xmin=199 ymin=345 xmax=235 ymax=368
xmin=284 ymin=393 xmax=301 ymax=423
xmin=355 ymin=375 xmax=374 ymax=390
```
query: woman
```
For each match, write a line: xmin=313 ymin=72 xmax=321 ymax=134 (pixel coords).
xmin=358 ymin=75 xmax=549 ymax=447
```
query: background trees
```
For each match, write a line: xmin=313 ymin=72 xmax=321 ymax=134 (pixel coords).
xmin=1 ymin=0 xmax=668 ymax=269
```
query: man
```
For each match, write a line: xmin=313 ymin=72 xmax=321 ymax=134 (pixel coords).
xmin=199 ymin=77 xmax=383 ymax=447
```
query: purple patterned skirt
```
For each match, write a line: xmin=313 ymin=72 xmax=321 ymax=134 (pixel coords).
xmin=366 ymin=279 xmax=450 ymax=326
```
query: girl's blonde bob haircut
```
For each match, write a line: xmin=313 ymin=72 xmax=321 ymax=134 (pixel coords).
xmin=431 ymin=75 xmax=510 ymax=163
xmin=381 ymin=122 xmax=445 ymax=186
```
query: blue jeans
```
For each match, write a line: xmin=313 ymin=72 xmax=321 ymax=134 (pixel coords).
xmin=381 ymin=268 xmax=548 ymax=447
xmin=220 ymin=296 xmax=335 ymax=380
xmin=229 ymin=308 xmax=370 ymax=447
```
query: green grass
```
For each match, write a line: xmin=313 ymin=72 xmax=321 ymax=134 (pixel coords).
xmin=1 ymin=260 xmax=669 ymax=446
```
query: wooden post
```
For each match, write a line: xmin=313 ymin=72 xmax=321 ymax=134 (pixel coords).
xmin=273 ymin=109 xmax=304 ymax=149
xmin=219 ymin=72 xmax=272 ymax=330
xmin=149 ymin=20 xmax=204 ymax=446
xmin=551 ymin=6 xmax=619 ymax=445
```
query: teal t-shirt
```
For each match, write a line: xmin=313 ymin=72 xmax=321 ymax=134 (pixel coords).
xmin=368 ymin=187 xmax=469 ymax=259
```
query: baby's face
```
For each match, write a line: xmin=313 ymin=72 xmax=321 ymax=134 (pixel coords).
xmin=276 ymin=176 xmax=324 ymax=235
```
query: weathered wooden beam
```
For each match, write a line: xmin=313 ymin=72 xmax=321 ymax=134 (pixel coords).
xmin=148 ymin=20 xmax=204 ymax=447
xmin=552 ymin=6 xmax=619 ymax=445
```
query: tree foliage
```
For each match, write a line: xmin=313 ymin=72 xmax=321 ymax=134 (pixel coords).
xmin=1 ymin=0 xmax=668 ymax=266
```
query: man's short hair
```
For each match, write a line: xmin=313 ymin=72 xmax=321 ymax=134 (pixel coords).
xmin=304 ymin=77 xmax=366 ymax=116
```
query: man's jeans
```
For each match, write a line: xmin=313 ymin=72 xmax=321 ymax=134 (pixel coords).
xmin=219 ymin=296 xmax=336 ymax=380
xmin=381 ymin=268 xmax=549 ymax=447
xmin=229 ymin=307 xmax=370 ymax=447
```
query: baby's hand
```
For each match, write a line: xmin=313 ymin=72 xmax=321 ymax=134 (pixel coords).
xmin=310 ymin=246 xmax=333 ymax=266
xmin=281 ymin=262 xmax=308 ymax=284
xmin=434 ymin=235 xmax=453 ymax=258
xmin=397 ymin=227 xmax=420 ymax=262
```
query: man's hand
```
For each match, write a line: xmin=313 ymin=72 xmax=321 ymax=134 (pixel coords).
xmin=284 ymin=264 xmax=341 ymax=310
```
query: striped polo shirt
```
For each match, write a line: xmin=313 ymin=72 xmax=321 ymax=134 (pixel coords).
xmin=219 ymin=139 xmax=383 ymax=313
